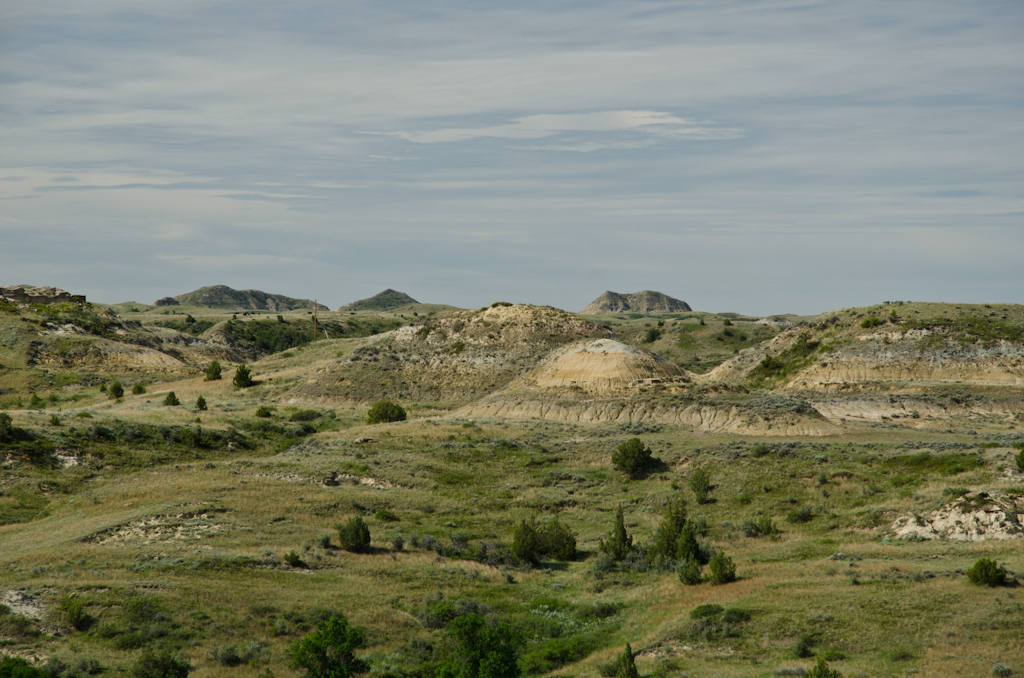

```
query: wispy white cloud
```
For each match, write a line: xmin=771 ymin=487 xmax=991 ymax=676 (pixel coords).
xmin=376 ymin=110 xmax=742 ymax=146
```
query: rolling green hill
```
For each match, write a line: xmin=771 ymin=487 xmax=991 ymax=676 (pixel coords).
xmin=336 ymin=288 xmax=418 ymax=312
xmin=173 ymin=285 xmax=328 ymax=312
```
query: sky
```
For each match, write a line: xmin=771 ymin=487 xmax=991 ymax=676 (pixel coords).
xmin=2 ymin=0 xmax=1022 ymax=315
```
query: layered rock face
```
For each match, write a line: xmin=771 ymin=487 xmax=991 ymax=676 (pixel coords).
xmin=528 ymin=339 xmax=688 ymax=393
xmin=1 ymin=284 xmax=85 ymax=305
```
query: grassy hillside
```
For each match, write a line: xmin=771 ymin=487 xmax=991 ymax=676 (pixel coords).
xmin=173 ymin=285 xmax=328 ymax=312
xmin=1 ymin=299 xmax=1022 ymax=677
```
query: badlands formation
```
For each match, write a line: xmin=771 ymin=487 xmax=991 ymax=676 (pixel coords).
xmin=1 ymin=289 xmax=1023 ymax=678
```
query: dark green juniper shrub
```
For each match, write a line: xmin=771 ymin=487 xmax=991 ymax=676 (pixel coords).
xmin=58 ymin=595 xmax=92 ymax=631
xmin=512 ymin=519 xmax=541 ymax=564
xmin=612 ymin=438 xmax=653 ymax=478
xmin=678 ymin=557 xmax=702 ymax=585
xmin=794 ymin=634 xmax=815 ymax=658
xmin=599 ymin=506 xmax=633 ymax=561
xmin=108 ymin=380 xmax=124 ymax=399
xmin=0 ymin=656 xmax=47 ymax=677
xmin=807 ymin=658 xmax=842 ymax=678
xmin=648 ymin=494 xmax=688 ymax=562
xmin=204 ymin=360 xmax=222 ymax=381
xmin=707 ymin=552 xmax=737 ymax=585
xmin=366 ymin=400 xmax=406 ymax=424
xmin=612 ymin=643 xmax=639 ymax=678
xmin=538 ymin=516 xmax=577 ymax=561
xmin=233 ymin=364 xmax=254 ymax=388
xmin=195 ymin=395 xmax=207 ymax=411
xmin=287 ymin=615 xmax=368 ymax=678
xmin=787 ymin=506 xmax=814 ymax=523
xmin=255 ymin=406 xmax=274 ymax=418
xmin=131 ymin=382 xmax=146 ymax=395
xmin=336 ymin=515 xmax=371 ymax=553
xmin=163 ymin=391 xmax=180 ymax=406
xmin=966 ymin=558 xmax=1007 ymax=587
xmin=689 ymin=468 xmax=712 ymax=504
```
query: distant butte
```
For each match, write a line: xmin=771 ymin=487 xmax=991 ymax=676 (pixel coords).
xmin=580 ymin=290 xmax=692 ymax=314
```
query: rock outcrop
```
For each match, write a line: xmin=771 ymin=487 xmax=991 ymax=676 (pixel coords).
xmin=891 ymin=492 xmax=1023 ymax=541
xmin=154 ymin=297 xmax=180 ymax=306
xmin=580 ymin=290 xmax=691 ymax=315
xmin=1 ymin=284 xmax=85 ymax=305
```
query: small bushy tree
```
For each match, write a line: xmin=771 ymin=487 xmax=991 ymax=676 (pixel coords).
xmin=366 ymin=401 xmax=406 ymax=424
xmin=0 ymin=413 xmax=14 ymax=441
xmin=512 ymin=519 xmax=541 ymax=564
xmin=1015 ymin=444 xmax=1024 ymax=471
xmin=689 ymin=468 xmax=712 ymax=504
xmin=708 ymin=552 xmax=737 ymax=585
xmin=132 ymin=382 xmax=146 ymax=395
xmin=675 ymin=521 xmax=705 ymax=564
xmin=436 ymin=613 xmax=520 ymax=678
xmin=196 ymin=395 xmax=207 ymax=411
xmin=163 ymin=391 xmax=180 ymax=406
xmin=615 ymin=643 xmax=639 ymax=678
xmin=649 ymin=494 xmax=688 ymax=562
xmin=966 ymin=558 xmax=1007 ymax=587
xmin=539 ymin=516 xmax=576 ymax=561
xmin=612 ymin=438 xmax=652 ymax=478
xmin=58 ymin=595 xmax=92 ymax=631
xmin=287 ymin=615 xmax=368 ymax=678
xmin=108 ymin=380 xmax=124 ymax=399
xmin=600 ymin=505 xmax=632 ymax=561
xmin=336 ymin=516 xmax=371 ymax=553
xmin=807 ymin=658 xmax=842 ymax=678
xmin=233 ymin=364 xmax=254 ymax=388
xmin=513 ymin=516 xmax=576 ymax=563
xmin=678 ymin=557 xmax=702 ymax=585
xmin=205 ymin=360 xmax=222 ymax=381
xmin=0 ymin=657 xmax=47 ymax=677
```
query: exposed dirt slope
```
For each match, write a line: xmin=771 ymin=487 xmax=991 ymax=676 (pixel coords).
xmin=706 ymin=302 xmax=1024 ymax=391
xmin=525 ymin=339 xmax=689 ymax=393
xmin=282 ymin=304 xmax=612 ymax=406
xmin=456 ymin=391 xmax=838 ymax=435
xmin=891 ymin=492 xmax=1023 ymax=541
